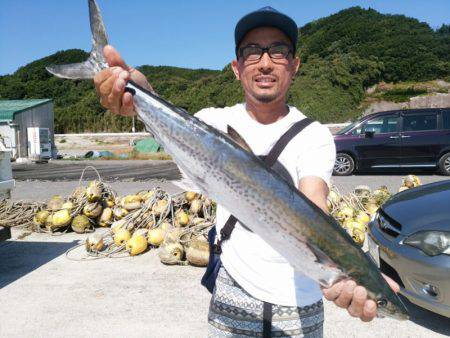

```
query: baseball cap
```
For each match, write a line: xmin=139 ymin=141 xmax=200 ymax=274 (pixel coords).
xmin=234 ymin=6 xmax=298 ymax=56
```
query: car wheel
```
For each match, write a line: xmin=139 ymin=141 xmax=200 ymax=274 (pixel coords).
xmin=333 ymin=153 xmax=355 ymax=176
xmin=438 ymin=153 xmax=450 ymax=176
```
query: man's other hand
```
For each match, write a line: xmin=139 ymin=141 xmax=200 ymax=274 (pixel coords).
xmin=93 ymin=45 xmax=153 ymax=116
xmin=322 ymin=274 xmax=400 ymax=322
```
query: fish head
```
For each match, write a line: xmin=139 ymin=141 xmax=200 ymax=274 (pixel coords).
xmin=375 ymin=294 xmax=409 ymax=321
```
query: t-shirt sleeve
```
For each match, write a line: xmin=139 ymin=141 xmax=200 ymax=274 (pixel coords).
xmin=296 ymin=123 xmax=336 ymax=186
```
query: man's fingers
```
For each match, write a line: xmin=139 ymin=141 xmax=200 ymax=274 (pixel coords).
xmin=361 ymin=300 xmax=377 ymax=322
xmin=322 ymin=281 xmax=345 ymax=301
xmin=104 ymin=45 xmax=128 ymax=69
xmin=94 ymin=67 xmax=117 ymax=88
xmin=382 ymin=274 xmax=400 ymax=293
xmin=99 ymin=75 xmax=117 ymax=100
xmin=347 ymin=286 xmax=367 ymax=318
xmin=334 ymin=280 xmax=356 ymax=308
xmin=120 ymin=92 xmax=136 ymax=116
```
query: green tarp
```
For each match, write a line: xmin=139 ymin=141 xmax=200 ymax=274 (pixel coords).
xmin=134 ymin=138 xmax=161 ymax=153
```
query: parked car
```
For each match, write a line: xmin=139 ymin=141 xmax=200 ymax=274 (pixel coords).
xmin=333 ymin=108 xmax=450 ymax=175
xmin=367 ymin=180 xmax=450 ymax=318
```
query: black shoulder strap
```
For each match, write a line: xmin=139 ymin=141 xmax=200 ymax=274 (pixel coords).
xmin=215 ymin=118 xmax=314 ymax=253
xmin=264 ymin=118 xmax=314 ymax=167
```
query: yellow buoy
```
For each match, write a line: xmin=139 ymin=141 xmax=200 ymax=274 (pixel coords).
xmin=152 ymin=199 xmax=169 ymax=216
xmin=104 ymin=196 xmax=115 ymax=208
xmin=71 ymin=214 xmax=91 ymax=234
xmin=114 ymin=228 xmax=131 ymax=246
xmin=98 ymin=207 xmax=113 ymax=227
xmin=86 ymin=181 xmax=102 ymax=202
xmin=189 ymin=199 xmax=203 ymax=214
xmin=83 ymin=202 xmax=103 ymax=218
xmin=355 ymin=210 xmax=370 ymax=225
xmin=336 ymin=206 xmax=354 ymax=220
xmin=113 ymin=207 xmax=128 ymax=219
xmin=126 ymin=234 xmax=148 ymax=256
xmin=327 ymin=190 xmax=340 ymax=205
xmin=85 ymin=233 xmax=104 ymax=252
xmin=185 ymin=191 xmax=197 ymax=202
xmin=121 ymin=195 xmax=142 ymax=210
xmin=111 ymin=219 xmax=126 ymax=233
xmin=33 ymin=210 xmax=50 ymax=227
xmin=159 ymin=221 xmax=172 ymax=232
xmin=352 ymin=228 xmax=366 ymax=246
xmin=365 ymin=203 xmax=379 ymax=216
xmin=175 ymin=210 xmax=189 ymax=227
xmin=158 ymin=242 xmax=185 ymax=265
xmin=147 ymin=227 xmax=166 ymax=247
xmin=61 ymin=201 xmax=74 ymax=210
xmin=47 ymin=195 xmax=63 ymax=211
xmin=52 ymin=209 xmax=72 ymax=228
xmin=186 ymin=239 xmax=209 ymax=266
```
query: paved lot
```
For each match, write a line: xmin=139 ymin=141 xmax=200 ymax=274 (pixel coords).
xmin=12 ymin=160 xmax=181 ymax=181
xmin=1 ymin=165 xmax=450 ymax=337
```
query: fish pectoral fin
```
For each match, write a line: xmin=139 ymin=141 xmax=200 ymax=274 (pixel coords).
xmin=226 ymin=125 xmax=252 ymax=153
xmin=304 ymin=243 xmax=348 ymax=287
xmin=306 ymin=242 xmax=338 ymax=269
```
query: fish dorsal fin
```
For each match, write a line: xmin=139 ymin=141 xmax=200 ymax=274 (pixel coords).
xmin=226 ymin=125 xmax=252 ymax=153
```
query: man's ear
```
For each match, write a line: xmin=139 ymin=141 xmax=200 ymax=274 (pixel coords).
xmin=293 ymin=56 xmax=301 ymax=76
xmin=231 ymin=59 xmax=241 ymax=80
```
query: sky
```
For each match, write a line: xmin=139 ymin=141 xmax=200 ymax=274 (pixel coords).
xmin=0 ymin=0 xmax=449 ymax=75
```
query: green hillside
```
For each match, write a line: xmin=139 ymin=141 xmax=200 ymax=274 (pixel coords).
xmin=0 ymin=7 xmax=448 ymax=132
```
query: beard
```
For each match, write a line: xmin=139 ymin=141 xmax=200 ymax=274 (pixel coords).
xmin=253 ymin=92 xmax=278 ymax=103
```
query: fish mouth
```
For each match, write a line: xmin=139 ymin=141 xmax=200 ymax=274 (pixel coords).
xmin=377 ymin=306 xmax=409 ymax=321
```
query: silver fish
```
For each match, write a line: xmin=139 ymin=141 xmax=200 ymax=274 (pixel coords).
xmin=47 ymin=0 xmax=408 ymax=320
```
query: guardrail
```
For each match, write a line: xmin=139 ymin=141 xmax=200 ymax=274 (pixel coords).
xmin=54 ymin=123 xmax=351 ymax=138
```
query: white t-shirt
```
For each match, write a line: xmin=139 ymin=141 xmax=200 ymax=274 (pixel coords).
xmin=193 ymin=103 xmax=336 ymax=307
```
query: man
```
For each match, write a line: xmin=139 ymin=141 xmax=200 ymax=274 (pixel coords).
xmin=94 ymin=7 xmax=398 ymax=337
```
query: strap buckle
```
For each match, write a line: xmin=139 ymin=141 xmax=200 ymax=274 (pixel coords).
xmin=213 ymin=243 xmax=222 ymax=254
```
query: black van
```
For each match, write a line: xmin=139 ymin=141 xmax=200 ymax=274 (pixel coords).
xmin=333 ymin=108 xmax=450 ymax=175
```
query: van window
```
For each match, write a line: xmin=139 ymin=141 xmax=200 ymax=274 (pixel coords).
xmin=443 ymin=112 xmax=450 ymax=130
xmin=403 ymin=114 xmax=437 ymax=132
xmin=361 ymin=114 xmax=399 ymax=134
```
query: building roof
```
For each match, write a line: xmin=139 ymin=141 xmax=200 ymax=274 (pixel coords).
xmin=0 ymin=99 xmax=52 ymax=121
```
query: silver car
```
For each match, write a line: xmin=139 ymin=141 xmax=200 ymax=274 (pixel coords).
xmin=367 ymin=180 xmax=450 ymax=318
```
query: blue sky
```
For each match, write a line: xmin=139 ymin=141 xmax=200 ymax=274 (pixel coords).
xmin=0 ymin=0 xmax=449 ymax=75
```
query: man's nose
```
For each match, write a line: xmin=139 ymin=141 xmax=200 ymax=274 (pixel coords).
xmin=258 ymin=51 xmax=273 ymax=71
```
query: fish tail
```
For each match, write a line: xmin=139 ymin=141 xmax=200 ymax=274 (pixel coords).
xmin=46 ymin=0 xmax=108 ymax=79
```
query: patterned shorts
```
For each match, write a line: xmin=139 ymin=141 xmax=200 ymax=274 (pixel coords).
xmin=208 ymin=266 xmax=324 ymax=337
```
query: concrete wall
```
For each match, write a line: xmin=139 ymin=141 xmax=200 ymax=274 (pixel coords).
xmin=13 ymin=101 xmax=54 ymax=158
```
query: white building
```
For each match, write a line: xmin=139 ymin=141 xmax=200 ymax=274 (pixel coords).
xmin=0 ymin=99 xmax=54 ymax=159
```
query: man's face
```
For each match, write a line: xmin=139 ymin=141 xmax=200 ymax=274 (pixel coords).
xmin=231 ymin=26 xmax=300 ymax=104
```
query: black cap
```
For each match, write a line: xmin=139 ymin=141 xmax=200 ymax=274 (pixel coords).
xmin=234 ymin=6 xmax=298 ymax=56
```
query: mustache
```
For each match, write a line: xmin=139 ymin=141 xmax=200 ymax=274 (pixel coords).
xmin=253 ymin=74 xmax=278 ymax=82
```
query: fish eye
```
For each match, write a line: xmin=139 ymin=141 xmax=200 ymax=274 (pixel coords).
xmin=377 ymin=298 xmax=388 ymax=307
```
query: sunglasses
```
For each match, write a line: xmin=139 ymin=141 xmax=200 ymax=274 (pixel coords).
xmin=238 ymin=43 xmax=293 ymax=62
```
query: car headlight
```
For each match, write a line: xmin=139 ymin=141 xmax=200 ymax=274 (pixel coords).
xmin=403 ymin=231 xmax=450 ymax=256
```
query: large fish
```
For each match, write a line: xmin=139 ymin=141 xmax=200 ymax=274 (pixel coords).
xmin=47 ymin=0 xmax=408 ymax=320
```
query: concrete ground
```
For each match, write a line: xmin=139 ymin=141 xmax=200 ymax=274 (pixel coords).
xmin=1 ymin=171 xmax=450 ymax=337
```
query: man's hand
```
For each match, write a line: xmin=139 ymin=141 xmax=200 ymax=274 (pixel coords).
xmin=322 ymin=274 xmax=400 ymax=322
xmin=93 ymin=45 xmax=153 ymax=116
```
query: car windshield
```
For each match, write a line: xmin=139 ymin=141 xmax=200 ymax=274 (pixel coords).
xmin=336 ymin=121 xmax=358 ymax=135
